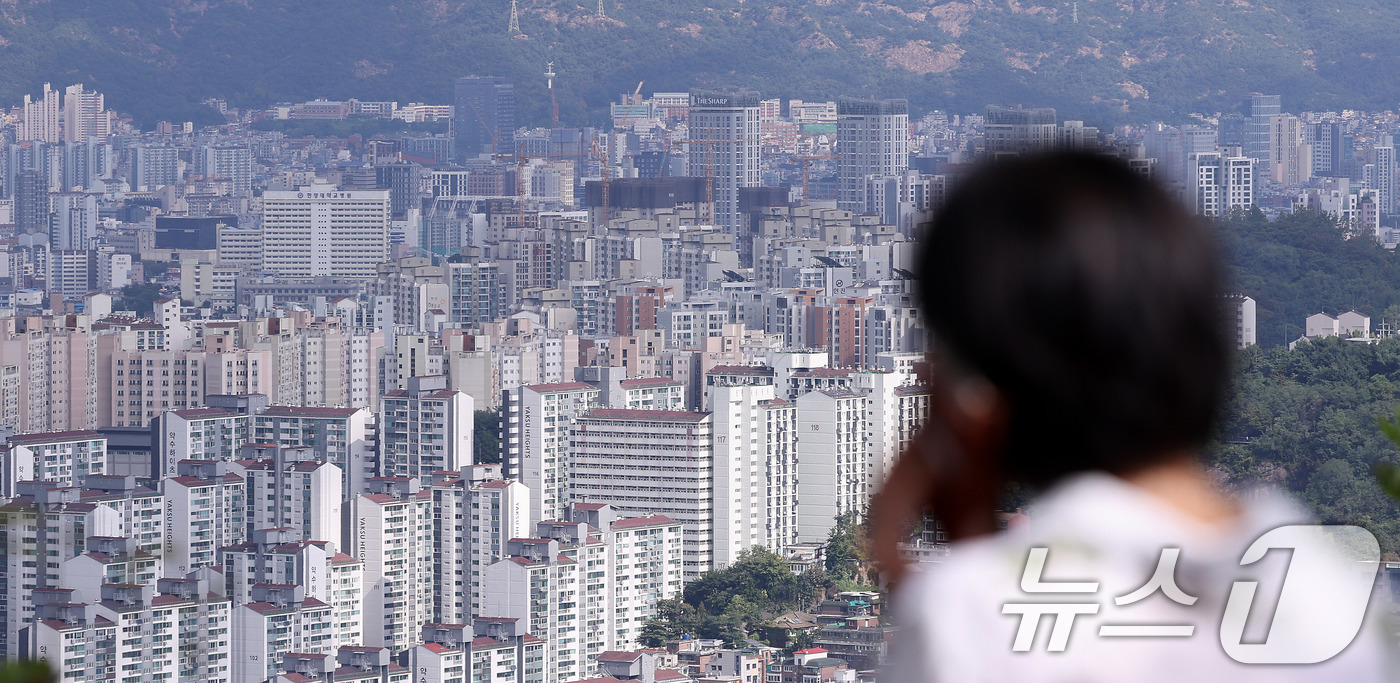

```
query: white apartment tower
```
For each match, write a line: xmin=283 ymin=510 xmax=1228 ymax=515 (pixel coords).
xmin=163 ymin=459 xmax=247 ymax=575
xmin=707 ymin=383 xmax=798 ymax=568
xmin=29 ymin=580 xmax=232 ymax=683
xmin=19 ymin=83 xmax=61 ymax=143
xmin=1188 ymin=151 xmax=1254 ymax=217
xmin=261 ymin=183 xmax=391 ymax=278
xmin=380 ymin=375 xmax=473 ymax=480
xmin=501 ymin=382 xmax=600 ymax=526
xmin=0 ymin=487 xmax=123 ymax=659
xmin=569 ymin=505 xmax=684 ymax=650
xmin=1370 ymin=142 xmax=1396 ymax=215
xmin=62 ymin=84 xmax=110 ymax=143
xmin=351 ymin=478 xmax=435 ymax=654
xmin=426 ymin=468 xmax=530 ymax=622
xmin=1 ymin=430 xmax=107 ymax=494
xmin=232 ymin=584 xmax=336 ymax=683
xmin=239 ymin=452 xmax=343 ymax=544
xmin=133 ymin=145 xmax=180 ymax=190
xmin=687 ymin=89 xmax=761 ymax=234
xmin=836 ymin=97 xmax=910 ymax=213
xmin=155 ymin=408 xmax=251 ymax=478
xmin=795 ymin=389 xmax=869 ymax=543
xmin=570 ymin=409 xmax=715 ymax=579
xmin=1270 ymin=114 xmax=1313 ymax=186
xmin=252 ymin=406 xmax=376 ymax=500
xmin=219 ymin=530 xmax=365 ymax=647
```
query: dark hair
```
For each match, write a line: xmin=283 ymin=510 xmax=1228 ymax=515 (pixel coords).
xmin=918 ymin=152 xmax=1231 ymax=486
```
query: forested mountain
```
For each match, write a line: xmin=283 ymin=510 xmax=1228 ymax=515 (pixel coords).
xmin=1209 ymin=210 xmax=1400 ymax=555
xmin=2 ymin=0 xmax=1399 ymax=126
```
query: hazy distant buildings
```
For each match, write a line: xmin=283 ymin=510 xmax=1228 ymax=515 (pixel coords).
xmin=1310 ymin=122 xmax=1349 ymax=178
xmin=688 ymin=89 xmax=761 ymax=234
xmin=1247 ymin=93 xmax=1281 ymax=171
xmin=1188 ymin=150 xmax=1254 ymax=216
xmin=14 ymin=169 xmax=48 ymax=234
xmin=1366 ymin=141 xmax=1395 ymax=215
xmin=836 ymin=97 xmax=909 ymax=213
xmin=983 ymin=105 xmax=1057 ymax=154
xmin=19 ymin=83 xmax=61 ymax=144
xmin=261 ymin=182 xmax=390 ymax=278
xmin=198 ymin=146 xmax=254 ymax=192
xmin=1269 ymin=114 xmax=1312 ymax=186
xmin=62 ymin=84 xmax=110 ymax=144
xmin=453 ymin=76 xmax=515 ymax=162
xmin=133 ymin=145 xmax=180 ymax=190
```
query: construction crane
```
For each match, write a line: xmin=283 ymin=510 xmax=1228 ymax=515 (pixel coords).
xmin=545 ymin=61 xmax=559 ymax=128
xmin=631 ymin=80 xmax=645 ymax=104
xmin=794 ymin=153 xmax=835 ymax=202
xmin=466 ymin=100 xmax=534 ymax=227
xmin=684 ymin=135 xmax=748 ymax=225
xmin=590 ymin=135 xmax=613 ymax=222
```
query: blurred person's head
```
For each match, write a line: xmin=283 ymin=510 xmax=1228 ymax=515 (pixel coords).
xmin=918 ymin=151 xmax=1231 ymax=488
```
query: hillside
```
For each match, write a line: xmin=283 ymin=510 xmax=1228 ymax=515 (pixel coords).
xmin=1 ymin=0 xmax=1398 ymax=127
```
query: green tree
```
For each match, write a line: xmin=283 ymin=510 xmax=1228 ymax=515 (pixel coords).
xmin=473 ymin=410 xmax=501 ymax=464
xmin=115 ymin=283 xmax=165 ymax=317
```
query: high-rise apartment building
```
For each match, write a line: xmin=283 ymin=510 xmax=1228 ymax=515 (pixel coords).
xmin=29 ymin=580 xmax=232 ymax=683
xmin=14 ymin=169 xmax=49 ymax=234
xmin=350 ymin=478 xmax=435 ymax=654
xmin=154 ymin=407 xmax=253 ymax=478
xmin=1246 ymin=94 xmax=1281 ymax=170
xmin=163 ymin=459 xmax=247 ymax=574
xmin=983 ymin=105 xmax=1057 ymax=154
xmin=687 ymin=89 xmax=761 ymax=234
xmin=252 ymin=406 xmax=376 ymax=500
xmin=379 ymin=375 xmax=473 ymax=480
xmin=453 ymin=76 xmax=515 ymax=163
xmin=62 ymin=84 xmax=110 ymax=144
xmin=240 ymin=452 xmax=342 ymax=544
xmin=1188 ymin=151 xmax=1254 ymax=217
xmin=1369 ymin=142 xmax=1395 ymax=215
xmin=1270 ymin=114 xmax=1312 ymax=186
xmin=50 ymin=191 xmax=98 ymax=250
xmin=261 ymin=183 xmax=391 ymax=279
xmin=570 ymin=409 xmax=714 ymax=578
xmin=707 ymin=382 xmax=798 ymax=567
xmin=2 ymin=431 xmax=107 ymax=493
xmin=501 ymin=382 xmax=600 ymax=526
xmin=19 ymin=83 xmax=61 ymax=143
xmin=133 ymin=146 xmax=180 ymax=190
xmin=445 ymin=255 xmax=502 ymax=328
xmin=233 ymin=584 xmax=336 ymax=683
xmin=1310 ymin=122 xmax=1349 ymax=178
xmin=0 ymin=486 xmax=123 ymax=658
xmin=199 ymin=146 xmax=254 ymax=193
xmin=836 ymin=97 xmax=909 ymax=213
xmin=795 ymin=389 xmax=869 ymax=543
xmin=219 ymin=529 xmax=365 ymax=648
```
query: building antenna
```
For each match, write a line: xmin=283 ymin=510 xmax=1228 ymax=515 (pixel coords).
xmin=546 ymin=61 xmax=559 ymax=128
xmin=508 ymin=0 xmax=521 ymax=35
xmin=597 ymin=0 xmax=606 ymax=18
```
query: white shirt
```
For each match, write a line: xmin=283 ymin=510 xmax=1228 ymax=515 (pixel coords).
xmin=889 ymin=472 xmax=1396 ymax=682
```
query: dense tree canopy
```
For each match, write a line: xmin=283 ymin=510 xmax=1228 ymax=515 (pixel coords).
xmin=638 ymin=547 xmax=830 ymax=648
xmin=1208 ymin=338 xmax=1400 ymax=555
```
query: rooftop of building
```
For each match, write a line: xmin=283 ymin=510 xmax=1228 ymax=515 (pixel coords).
xmin=7 ymin=430 xmax=104 ymax=445
xmin=583 ymin=409 xmax=711 ymax=422
xmin=259 ymin=405 xmax=363 ymax=418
